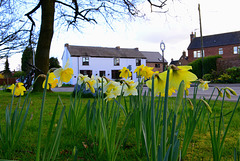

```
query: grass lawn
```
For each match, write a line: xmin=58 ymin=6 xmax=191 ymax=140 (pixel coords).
xmin=0 ymin=89 xmax=240 ymax=160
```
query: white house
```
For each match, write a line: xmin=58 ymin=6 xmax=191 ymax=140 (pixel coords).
xmin=62 ymin=44 xmax=147 ymax=85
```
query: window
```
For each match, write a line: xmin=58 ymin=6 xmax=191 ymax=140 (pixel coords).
xmin=193 ymin=50 xmax=204 ymax=58
xmin=80 ymin=70 xmax=92 ymax=77
xmin=136 ymin=58 xmax=141 ymax=66
xmin=99 ymin=71 xmax=106 ymax=77
xmin=155 ymin=63 xmax=160 ymax=68
xmin=233 ymin=46 xmax=240 ymax=54
xmin=82 ymin=57 xmax=89 ymax=65
xmin=114 ymin=58 xmax=120 ymax=66
xmin=197 ymin=50 xmax=201 ymax=57
xmin=219 ymin=48 xmax=223 ymax=55
xmin=111 ymin=70 xmax=121 ymax=79
xmin=193 ymin=51 xmax=197 ymax=58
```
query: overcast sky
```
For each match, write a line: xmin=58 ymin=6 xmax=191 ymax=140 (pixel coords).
xmin=2 ymin=0 xmax=240 ymax=71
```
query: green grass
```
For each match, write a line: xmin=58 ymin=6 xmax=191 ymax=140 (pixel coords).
xmin=0 ymin=90 xmax=239 ymax=160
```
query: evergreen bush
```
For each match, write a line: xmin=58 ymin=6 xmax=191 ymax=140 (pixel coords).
xmin=188 ymin=55 xmax=221 ymax=78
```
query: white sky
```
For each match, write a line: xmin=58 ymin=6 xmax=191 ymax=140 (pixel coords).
xmin=1 ymin=0 xmax=240 ymax=71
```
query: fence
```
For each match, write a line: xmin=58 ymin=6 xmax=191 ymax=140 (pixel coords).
xmin=0 ymin=78 xmax=18 ymax=85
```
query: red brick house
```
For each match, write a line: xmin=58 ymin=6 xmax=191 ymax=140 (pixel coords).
xmin=141 ymin=51 xmax=168 ymax=72
xmin=170 ymin=51 xmax=189 ymax=66
xmin=187 ymin=31 xmax=240 ymax=62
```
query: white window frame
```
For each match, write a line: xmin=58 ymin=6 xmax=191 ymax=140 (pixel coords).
xmin=219 ymin=48 xmax=223 ymax=55
xmin=233 ymin=46 xmax=240 ymax=54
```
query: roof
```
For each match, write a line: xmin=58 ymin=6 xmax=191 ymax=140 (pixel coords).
xmin=170 ymin=60 xmax=179 ymax=65
xmin=140 ymin=51 xmax=168 ymax=63
xmin=187 ymin=31 xmax=240 ymax=50
xmin=66 ymin=45 xmax=146 ymax=59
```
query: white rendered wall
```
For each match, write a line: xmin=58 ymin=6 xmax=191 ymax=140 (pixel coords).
xmin=62 ymin=47 xmax=147 ymax=85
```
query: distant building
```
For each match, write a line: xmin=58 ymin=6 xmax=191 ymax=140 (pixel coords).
xmin=187 ymin=31 xmax=240 ymax=62
xmin=62 ymin=44 xmax=148 ymax=84
xmin=140 ymin=51 xmax=168 ymax=72
xmin=170 ymin=51 xmax=188 ymax=66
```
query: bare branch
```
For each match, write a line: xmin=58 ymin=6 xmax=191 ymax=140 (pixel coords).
xmin=25 ymin=0 xmax=42 ymax=47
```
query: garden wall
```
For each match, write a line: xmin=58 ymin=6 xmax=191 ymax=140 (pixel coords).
xmin=0 ymin=78 xmax=18 ymax=85
xmin=216 ymin=57 xmax=240 ymax=73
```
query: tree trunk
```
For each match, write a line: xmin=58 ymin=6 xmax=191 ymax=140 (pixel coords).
xmin=33 ymin=0 xmax=55 ymax=92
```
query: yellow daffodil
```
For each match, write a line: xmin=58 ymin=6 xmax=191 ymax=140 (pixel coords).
xmin=54 ymin=59 xmax=74 ymax=87
xmin=103 ymin=81 xmax=121 ymax=101
xmin=134 ymin=65 xmax=154 ymax=80
xmin=198 ymin=79 xmax=210 ymax=91
xmin=8 ymin=82 xmax=26 ymax=96
xmin=142 ymin=66 xmax=154 ymax=80
xmin=119 ymin=67 xmax=132 ymax=79
xmin=85 ymin=75 xmax=96 ymax=93
xmin=163 ymin=65 xmax=198 ymax=91
xmin=78 ymin=74 xmax=89 ymax=85
xmin=146 ymin=72 xmax=175 ymax=97
xmin=122 ymin=79 xmax=138 ymax=96
xmin=93 ymin=76 xmax=107 ymax=88
xmin=42 ymin=72 xmax=58 ymax=89
xmin=134 ymin=64 xmax=144 ymax=77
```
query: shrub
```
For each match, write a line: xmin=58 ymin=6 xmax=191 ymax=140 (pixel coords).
xmin=12 ymin=71 xmax=26 ymax=78
xmin=203 ymin=73 xmax=213 ymax=81
xmin=0 ymin=73 xmax=4 ymax=79
xmin=218 ymin=73 xmax=232 ymax=83
xmin=225 ymin=66 xmax=240 ymax=83
xmin=188 ymin=58 xmax=202 ymax=78
xmin=188 ymin=55 xmax=221 ymax=78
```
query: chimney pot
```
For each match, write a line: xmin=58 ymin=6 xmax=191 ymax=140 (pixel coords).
xmin=190 ymin=32 xmax=196 ymax=42
xmin=65 ymin=43 xmax=69 ymax=47
xmin=116 ymin=46 xmax=120 ymax=50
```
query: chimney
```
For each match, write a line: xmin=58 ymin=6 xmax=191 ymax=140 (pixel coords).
xmin=116 ymin=46 xmax=120 ymax=50
xmin=65 ymin=43 xmax=69 ymax=47
xmin=182 ymin=51 xmax=186 ymax=57
xmin=190 ymin=32 xmax=196 ymax=42
xmin=134 ymin=47 xmax=139 ymax=51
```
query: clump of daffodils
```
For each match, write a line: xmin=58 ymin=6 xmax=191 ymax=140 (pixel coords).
xmin=40 ymin=59 xmax=202 ymax=102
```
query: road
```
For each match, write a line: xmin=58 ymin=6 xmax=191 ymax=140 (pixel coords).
xmin=52 ymin=83 xmax=240 ymax=102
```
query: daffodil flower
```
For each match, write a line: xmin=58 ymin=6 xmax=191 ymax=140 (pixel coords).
xmin=162 ymin=65 xmax=198 ymax=91
xmin=103 ymin=81 xmax=121 ymax=101
xmin=78 ymin=74 xmax=90 ymax=85
xmin=134 ymin=64 xmax=144 ymax=78
xmin=54 ymin=59 xmax=74 ymax=87
xmin=85 ymin=75 xmax=96 ymax=93
xmin=42 ymin=72 xmax=58 ymax=89
xmin=122 ymin=79 xmax=138 ymax=96
xmin=198 ymin=79 xmax=210 ymax=91
xmin=142 ymin=66 xmax=154 ymax=80
xmin=146 ymin=72 xmax=175 ymax=96
xmin=134 ymin=65 xmax=154 ymax=80
xmin=8 ymin=82 xmax=26 ymax=96
xmin=119 ymin=67 xmax=132 ymax=79
xmin=93 ymin=76 xmax=107 ymax=89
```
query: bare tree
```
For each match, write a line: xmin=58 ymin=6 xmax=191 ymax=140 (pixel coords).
xmin=0 ymin=1 xmax=35 ymax=59
xmin=19 ymin=0 xmax=168 ymax=91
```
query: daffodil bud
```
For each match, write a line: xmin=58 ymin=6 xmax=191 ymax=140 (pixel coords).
xmin=201 ymin=99 xmax=212 ymax=113
xmin=225 ymin=87 xmax=237 ymax=96
xmin=225 ymin=90 xmax=231 ymax=99
xmin=187 ymin=98 xmax=194 ymax=110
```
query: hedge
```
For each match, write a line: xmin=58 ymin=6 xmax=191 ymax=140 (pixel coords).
xmin=188 ymin=55 xmax=221 ymax=78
